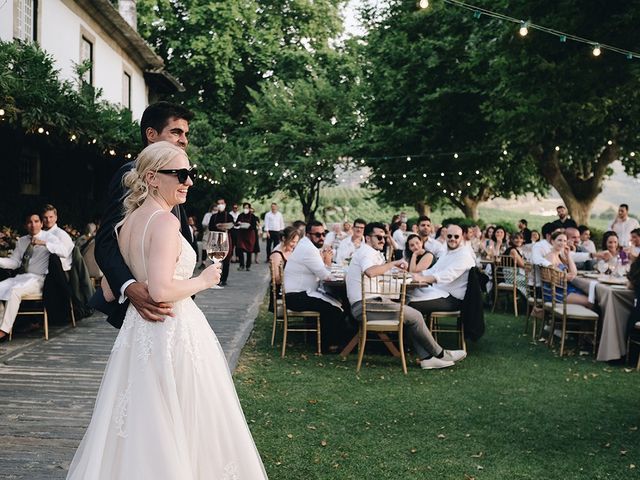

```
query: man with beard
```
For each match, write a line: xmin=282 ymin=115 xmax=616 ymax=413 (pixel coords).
xmin=284 ymin=221 xmax=344 ymax=350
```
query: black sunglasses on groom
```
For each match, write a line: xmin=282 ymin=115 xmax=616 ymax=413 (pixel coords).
xmin=157 ymin=167 xmax=198 ymax=184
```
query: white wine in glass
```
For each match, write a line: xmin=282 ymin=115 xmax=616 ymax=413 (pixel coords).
xmin=206 ymin=231 xmax=229 ymax=263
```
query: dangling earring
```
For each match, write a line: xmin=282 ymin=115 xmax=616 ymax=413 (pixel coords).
xmin=150 ymin=185 xmax=159 ymax=195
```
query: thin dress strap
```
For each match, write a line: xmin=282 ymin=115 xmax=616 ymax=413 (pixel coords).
xmin=141 ymin=210 xmax=166 ymax=279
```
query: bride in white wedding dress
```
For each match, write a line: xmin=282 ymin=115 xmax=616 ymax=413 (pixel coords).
xmin=67 ymin=141 xmax=268 ymax=479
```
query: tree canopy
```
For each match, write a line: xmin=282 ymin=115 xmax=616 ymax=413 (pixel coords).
xmin=359 ymin=0 xmax=640 ymax=222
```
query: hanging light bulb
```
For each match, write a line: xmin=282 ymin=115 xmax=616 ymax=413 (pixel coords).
xmin=519 ymin=21 xmax=529 ymax=37
xmin=592 ymin=44 xmax=601 ymax=57
xmin=417 ymin=0 xmax=429 ymax=9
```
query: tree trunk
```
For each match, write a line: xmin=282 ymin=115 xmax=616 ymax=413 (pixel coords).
xmin=460 ymin=197 xmax=480 ymax=221
xmin=414 ymin=200 xmax=430 ymax=217
xmin=536 ymin=145 xmax=617 ymax=225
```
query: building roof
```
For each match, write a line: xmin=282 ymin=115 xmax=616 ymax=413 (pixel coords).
xmin=77 ymin=0 xmax=183 ymax=92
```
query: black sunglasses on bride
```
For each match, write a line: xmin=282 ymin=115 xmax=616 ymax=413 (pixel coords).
xmin=157 ymin=167 xmax=198 ymax=184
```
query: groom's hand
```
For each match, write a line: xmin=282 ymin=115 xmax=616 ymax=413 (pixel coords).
xmin=125 ymin=282 xmax=174 ymax=322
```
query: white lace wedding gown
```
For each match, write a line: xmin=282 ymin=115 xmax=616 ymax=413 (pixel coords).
xmin=67 ymin=229 xmax=268 ymax=479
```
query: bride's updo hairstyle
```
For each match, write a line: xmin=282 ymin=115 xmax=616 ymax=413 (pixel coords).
xmin=121 ymin=141 xmax=188 ymax=218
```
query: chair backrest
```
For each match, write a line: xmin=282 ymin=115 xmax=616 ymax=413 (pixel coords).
xmin=269 ymin=260 xmax=281 ymax=314
xmin=523 ymin=261 xmax=536 ymax=301
xmin=549 ymin=267 xmax=568 ymax=312
xmin=494 ymin=255 xmax=517 ymax=287
xmin=361 ymin=271 xmax=407 ymax=324
xmin=279 ymin=264 xmax=289 ymax=312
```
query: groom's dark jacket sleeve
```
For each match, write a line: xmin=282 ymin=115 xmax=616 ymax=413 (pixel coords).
xmin=95 ymin=161 xmax=136 ymax=298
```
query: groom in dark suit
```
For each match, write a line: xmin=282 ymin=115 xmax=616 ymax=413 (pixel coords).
xmin=93 ymin=102 xmax=195 ymax=328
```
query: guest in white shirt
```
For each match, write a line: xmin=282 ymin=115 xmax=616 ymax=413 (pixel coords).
xmin=391 ymin=221 xmax=407 ymax=260
xmin=409 ymin=224 xmax=476 ymax=316
xmin=200 ymin=203 xmax=216 ymax=233
xmin=628 ymin=228 xmax=640 ymax=261
xmin=417 ymin=215 xmax=445 ymax=258
xmin=263 ymin=202 xmax=285 ymax=257
xmin=284 ymin=221 xmax=345 ymax=349
xmin=41 ymin=204 xmax=75 ymax=272
xmin=578 ymin=225 xmax=597 ymax=254
xmin=0 ymin=212 xmax=63 ymax=341
xmin=610 ymin=204 xmax=640 ymax=247
xmin=324 ymin=223 xmax=342 ymax=256
xmin=530 ymin=223 xmax=555 ymax=268
xmin=347 ymin=222 xmax=466 ymax=370
xmin=335 ymin=218 xmax=366 ymax=265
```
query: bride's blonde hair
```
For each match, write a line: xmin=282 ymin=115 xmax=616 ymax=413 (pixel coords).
xmin=121 ymin=141 xmax=188 ymax=218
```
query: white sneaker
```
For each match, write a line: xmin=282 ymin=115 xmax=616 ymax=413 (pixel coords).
xmin=441 ymin=349 xmax=467 ymax=362
xmin=211 ymin=285 xmax=224 ymax=290
xmin=420 ymin=357 xmax=455 ymax=370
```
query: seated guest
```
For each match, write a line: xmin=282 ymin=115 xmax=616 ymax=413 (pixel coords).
xmin=268 ymin=226 xmax=300 ymax=313
xmin=565 ymin=226 xmax=607 ymax=270
xmin=531 ymin=222 xmax=555 ymax=267
xmin=626 ymin=257 xmax=640 ymax=332
xmin=544 ymin=231 xmax=593 ymax=309
xmin=405 ymin=234 xmax=434 ymax=273
xmin=530 ymin=230 xmax=540 ymax=243
xmin=335 ymin=218 xmax=366 ymax=264
xmin=578 ymin=225 xmax=596 ymax=254
xmin=324 ymin=223 xmax=342 ymax=256
xmin=417 ymin=215 xmax=444 ymax=258
xmin=284 ymin=221 xmax=344 ymax=349
xmin=479 ymin=225 xmax=496 ymax=258
xmin=465 ymin=224 xmax=481 ymax=255
xmin=505 ymin=232 xmax=526 ymax=268
xmin=269 ymin=226 xmax=300 ymax=285
xmin=391 ymin=221 xmax=407 ymax=260
xmin=627 ymin=228 xmax=640 ymax=261
xmin=409 ymin=224 xmax=476 ymax=317
xmin=0 ymin=212 xmax=63 ymax=341
xmin=346 ymin=222 xmax=466 ymax=370
xmin=41 ymin=204 xmax=75 ymax=272
xmin=483 ymin=225 xmax=508 ymax=260
xmin=600 ymin=231 xmax=621 ymax=263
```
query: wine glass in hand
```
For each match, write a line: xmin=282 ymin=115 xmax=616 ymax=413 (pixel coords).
xmin=206 ymin=231 xmax=229 ymax=264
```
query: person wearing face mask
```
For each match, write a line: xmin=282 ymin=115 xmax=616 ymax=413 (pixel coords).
xmin=207 ymin=197 xmax=235 ymax=286
xmin=235 ymin=202 xmax=259 ymax=271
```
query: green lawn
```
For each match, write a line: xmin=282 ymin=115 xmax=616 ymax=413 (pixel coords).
xmin=235 ymin=303 xmax=640 ymax=480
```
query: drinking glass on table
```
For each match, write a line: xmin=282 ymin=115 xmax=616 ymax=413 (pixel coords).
xmin=205 ymin=231 xmax=229 ymax=264
xmin=596 ymin=260 xmax=608 ymax=275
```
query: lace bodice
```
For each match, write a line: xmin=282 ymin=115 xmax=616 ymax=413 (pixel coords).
xmin=175 ymin=236 xmax=197 ymax=280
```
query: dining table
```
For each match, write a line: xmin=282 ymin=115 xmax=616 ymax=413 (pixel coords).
xmin=571 ymin=273 xmax=634 ymax=361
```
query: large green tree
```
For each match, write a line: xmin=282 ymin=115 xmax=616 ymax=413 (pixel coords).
xmin=480 ymin=0 xmax=640 ymax=224
xmin=137 ymin=0 xmax=347 ymax=208
xmin=241 ymin=57 xmax=360 ymax=221
xmin=359 ymin=0 xmax=543 ymax=220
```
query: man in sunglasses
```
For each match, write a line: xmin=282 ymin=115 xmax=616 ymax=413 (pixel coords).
xmin=284 ymin=221 xmax=345 ymax=350
xmin=93 ymin=101 xmax=195 ymax=328
xmin=409 ymin=224 xmax=476 ymax=320
xmin=346 ymin=223 xmax=466 ymax=369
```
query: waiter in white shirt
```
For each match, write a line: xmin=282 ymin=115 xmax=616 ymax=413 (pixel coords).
xmin=347 ymin=222 xmax=466 ymax=370
xmin=263 ymin=202 xmax=285 ymax=257
xmin=41 ymin=204 xmax=75 ymax=272
xmin=0 ymin=212 xmax=63 ymax=341
xmin=284 ymin=221 xmax=345 ymax=349
xmin=610 ymin=204 xmax=640 ymax=247
xmin=409 ymin=224 xmax=476 ymax=316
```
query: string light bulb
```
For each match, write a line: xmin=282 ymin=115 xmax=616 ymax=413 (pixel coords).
xmin=418 ymin=0 xmax=429 ymax=9
xmin=592 ymin=44 xmax=601 ymax=57
xmin=519 ymin=21 xmax=529 ymax=37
